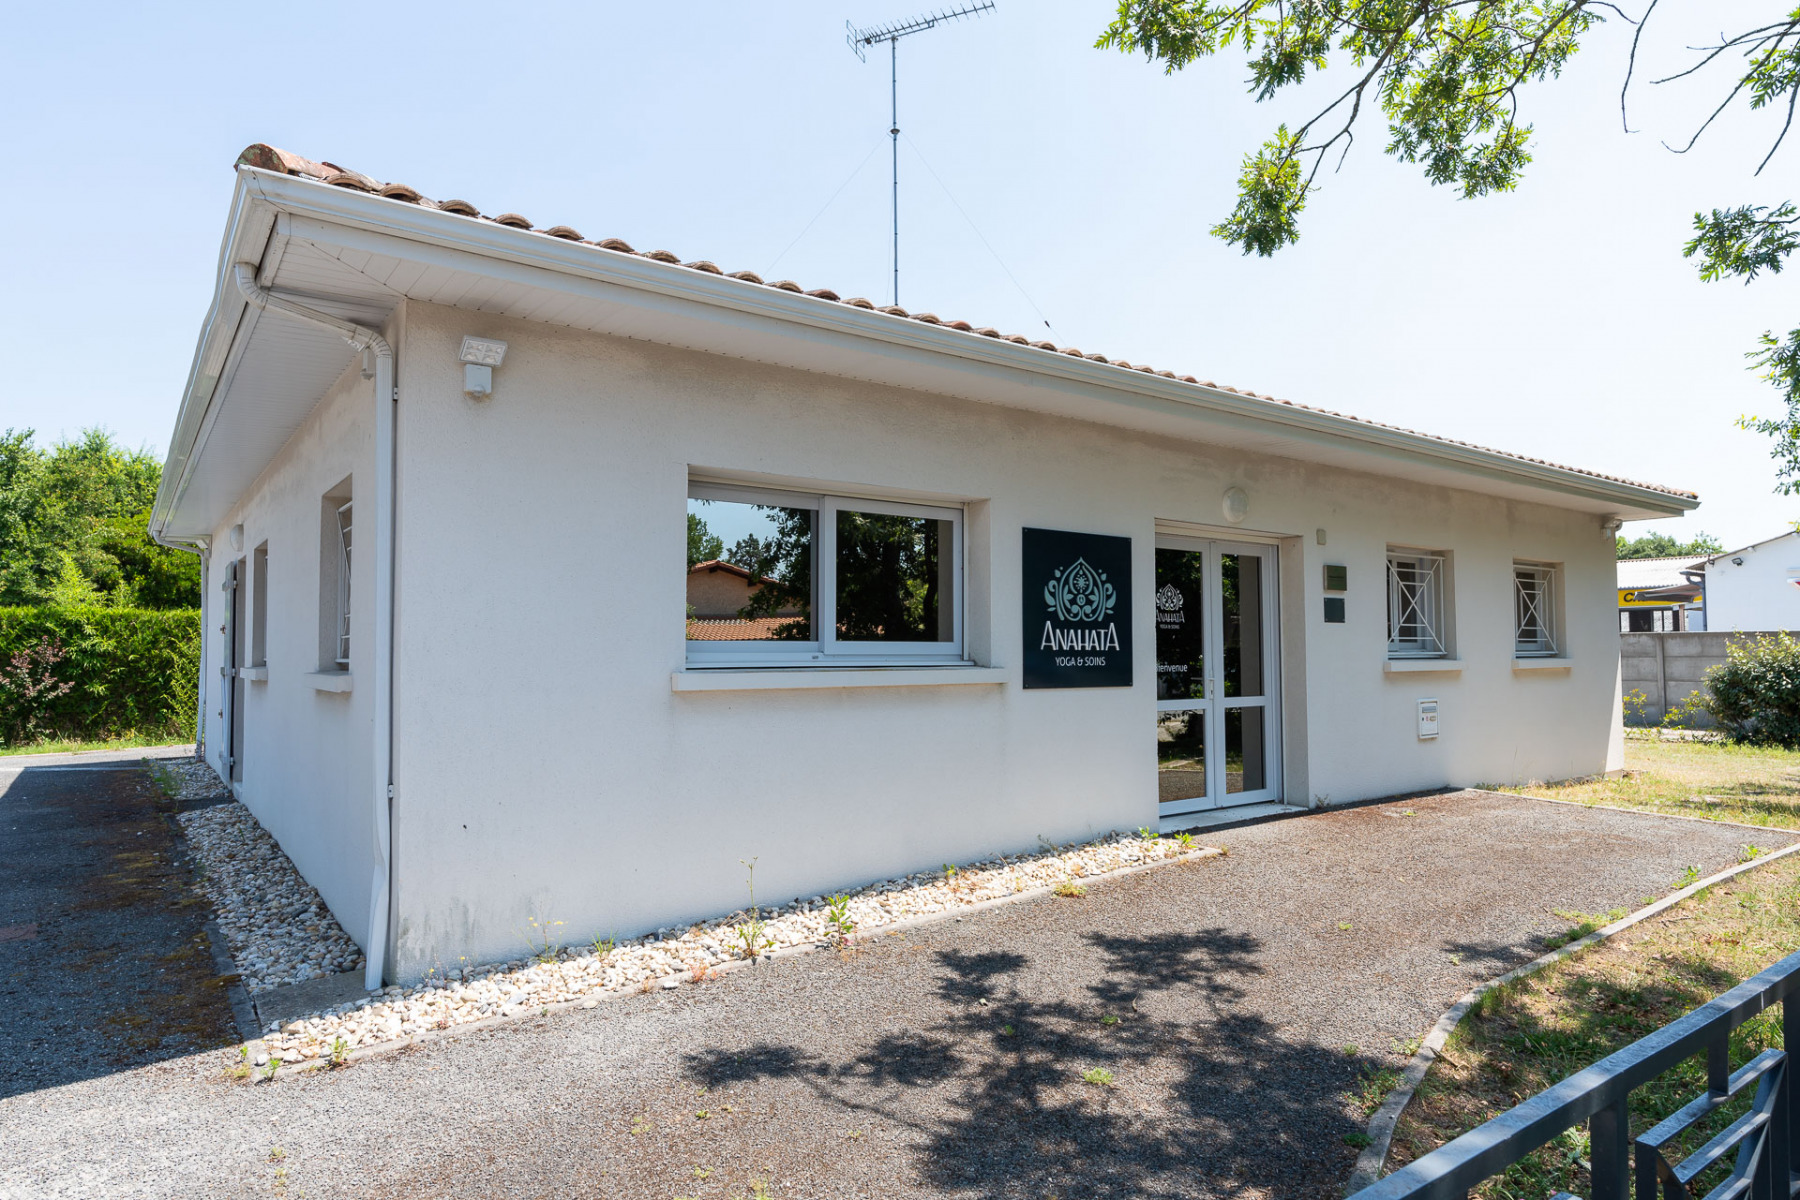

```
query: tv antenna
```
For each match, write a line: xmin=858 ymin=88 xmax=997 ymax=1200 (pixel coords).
xmin=847 ymin=2 xmax=994 ymax=307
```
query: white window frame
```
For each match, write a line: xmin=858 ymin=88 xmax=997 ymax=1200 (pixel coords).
xmin=1387 ymin=549 xmax=1447 ymax=658
xmin=1513 ymin=561 xmax=1559 ymax=657
xmin=334 ymin=500 xmax=353 ymax=667
xmin=686 ymin=481 xmax=966 ymax=668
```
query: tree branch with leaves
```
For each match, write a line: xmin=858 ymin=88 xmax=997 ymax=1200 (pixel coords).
xmin=1100 ymin=1 xmax=1800 ymax=489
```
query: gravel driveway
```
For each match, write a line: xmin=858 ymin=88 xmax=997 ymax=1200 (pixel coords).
xmin=1 ymin=789 xmax=1784 ymax=1200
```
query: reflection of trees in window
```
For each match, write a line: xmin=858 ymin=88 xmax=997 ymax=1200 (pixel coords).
xmin=729 ymin=506 xmax=814 ymax=640
xmin=1155 ymin=549 xmax=1205 ymax=701
xmin=835 ymin=511 xmax=943 ymax=642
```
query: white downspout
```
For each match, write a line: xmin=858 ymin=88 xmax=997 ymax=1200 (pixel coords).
xmin=232 ymin=263 xmax=396 ymax=991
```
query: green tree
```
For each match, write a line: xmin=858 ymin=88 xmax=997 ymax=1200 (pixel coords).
xmin=687 ymin=511 xmax=724 ymax=569
xmin=1616 ymin=530 xmax=1724 ymax=559
xmin=1098 ymin=3 xmax=1800 ymax=483
xmin=0 ymin=428 xmax=196 ymax=608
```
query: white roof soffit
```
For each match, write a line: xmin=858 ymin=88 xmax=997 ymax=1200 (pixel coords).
xmin=155 ymin=168 xmax=1696 ymax=537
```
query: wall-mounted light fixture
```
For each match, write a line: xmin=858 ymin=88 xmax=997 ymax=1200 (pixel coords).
xmin=1733 ymin=557 xmax=1745 ymax=566
xmin=459 ymin=336 xmax=509 ymax=400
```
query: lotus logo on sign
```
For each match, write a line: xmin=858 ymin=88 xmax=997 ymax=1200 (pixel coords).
xmin=1023 ymin=528 xmax=1133 ymax=689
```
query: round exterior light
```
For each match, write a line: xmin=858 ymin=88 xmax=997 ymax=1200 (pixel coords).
xmin=1222 ymin=487 xmax=1249 ymax=524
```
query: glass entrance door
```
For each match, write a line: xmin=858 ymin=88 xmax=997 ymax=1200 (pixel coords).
xmin=1155 ymin=537 xmax=1280 ymax=817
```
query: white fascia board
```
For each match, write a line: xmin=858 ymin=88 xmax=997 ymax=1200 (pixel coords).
xmin=151 ymin=175 xmax=278 ymax=539
xmin=172 ymin=168 xmax=1699 ymax=525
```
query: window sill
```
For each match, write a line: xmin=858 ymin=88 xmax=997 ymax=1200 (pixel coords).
xmin=1383 ymin=658 xmax=1463 ymax=675
xmin=239 ymin=667 xmax=268 ymax=683
xmin=672 ymin=666 xmax=1007 ymax=693
xmin=307 ymin=671 xmax=353 ymax=693
xmin=1512 ymin=657 xmax=1571 ymax=672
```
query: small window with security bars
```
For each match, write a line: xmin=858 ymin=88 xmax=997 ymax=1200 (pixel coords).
xmin=1386 ymin=550 xmax=1447 ymax=658
xmin=1513 ymin=562 xmax=1558 ymax=656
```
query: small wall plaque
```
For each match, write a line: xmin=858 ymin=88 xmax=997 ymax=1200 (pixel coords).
xmin=1323 ymin=597 xmax=1345 ymax=624
xmin=1323 ymin=563 xmax=1347 ymax=592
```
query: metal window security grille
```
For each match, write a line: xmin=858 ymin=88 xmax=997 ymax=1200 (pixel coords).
xmin=335 ymin=501 xmax=353 ymax=666
xmin=1387 ymin=553 xmax=1446 ymax=657
xmin=1346 ymin=947 xmax=1800 ymax=1200
xmin=1515 ymin=564 xmax=1557 ymax=655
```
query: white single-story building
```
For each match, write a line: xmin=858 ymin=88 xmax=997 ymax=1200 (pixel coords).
xmin=1689 ymin=530 xmax=1800 ymax=632
xmin=152 ymin=145 xmax=1699 ymax=987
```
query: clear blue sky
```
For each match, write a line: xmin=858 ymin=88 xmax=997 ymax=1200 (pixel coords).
xmin=3 ymin=2 xmax=1793 ymax=550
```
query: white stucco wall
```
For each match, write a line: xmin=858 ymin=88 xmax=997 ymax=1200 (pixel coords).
xmin=379 ymin=300 xmax=1624 ymax=981
xmin=203 ymin=357 xmax=379 ymax=953
xmin=1704 ymin=534 xmax=1800 ymax=632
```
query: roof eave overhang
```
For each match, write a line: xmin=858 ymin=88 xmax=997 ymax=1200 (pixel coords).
xmin=156 ymin=169 xmax=1698 ymax=536
xmin=150 ymin=174 xmax=278 ymax=541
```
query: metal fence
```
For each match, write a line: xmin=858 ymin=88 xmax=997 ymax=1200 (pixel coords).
xmin=1347 ymin=948 xmax=1800 ymax=1200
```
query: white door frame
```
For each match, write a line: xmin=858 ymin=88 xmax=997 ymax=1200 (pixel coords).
xmin=1154 ymin=534 xmax=1283 ymax=818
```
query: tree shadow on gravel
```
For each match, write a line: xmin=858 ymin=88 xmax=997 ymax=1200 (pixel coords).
xmin=681 ymin=928 xmax=1375 ymax=1200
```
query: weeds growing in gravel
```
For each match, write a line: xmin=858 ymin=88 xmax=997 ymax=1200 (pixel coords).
xmin=1081 ymin=1067 xmax=1116 ymax=1088
xmin=1353 ymin=1063 xmax=1404 ymax=1114
xmin=1137 ymin=827 xmax=1158 ymax=840
xmin=1173 ymin=832 xmax=1196 ymax=850
xmin=824 ymin=894 xmax=856 ymax=947
xmin=593 ymin=934 xmax=616 ymax=956
xmin=1742 ymin=844 xmax=1768 ymax=863
xmin=1344 ymin=1131 xmax=1373 ymax=1148
xmin=520 ymin=915 xmax=566 ymax=964
xmin=1543 ymin=908 xmax=1627 ymax=950
xmin=732 ymin=859 xmax=775 ymax=961
xmin=327 ymin=1036 xmax=349 ymax=1068
xmin=260 ymin=1057 xmax=280 ymax=1082
xmin=1053 ymin=881 xmax=1086 ymax=898
xmin=1673 ymin=865 xmax=1703 ymax=890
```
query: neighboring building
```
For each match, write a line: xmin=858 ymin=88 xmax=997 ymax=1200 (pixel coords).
xmin=151 ymin=145 xmax=1699 ymax=986
xmin=1616 ymin=555 xmax=1705 ymax=632
xmin=686 ymin=559 xmax=804 ymax=640
xmin=1693 ymin=530 xmax=1800 ymax=632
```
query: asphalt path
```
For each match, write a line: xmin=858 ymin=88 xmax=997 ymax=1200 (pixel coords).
xmin=1 ymin=787 xmax=1785 ymax=1200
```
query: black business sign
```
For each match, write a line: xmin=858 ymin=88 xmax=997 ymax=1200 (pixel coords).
xmin=1022 ymin=527 xmax=1133 ymax=689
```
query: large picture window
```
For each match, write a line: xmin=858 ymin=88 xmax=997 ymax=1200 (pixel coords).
xmin=1386 ymin=549 xmax=1447 ymax=658
xmin=686 ymin=481 xmax=963 ymax=666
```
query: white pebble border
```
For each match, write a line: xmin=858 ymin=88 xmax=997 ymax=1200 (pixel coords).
xmin=173 ymin=800 xmax=365 ymax=991
xmin=247 ymin=830 xmax=1218 ymax=1068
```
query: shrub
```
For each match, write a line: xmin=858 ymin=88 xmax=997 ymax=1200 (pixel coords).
xmin=1705 ymin=632 xmax=1800 ymax=747
xmin=0 ymin=606 xmax=201 ymax=746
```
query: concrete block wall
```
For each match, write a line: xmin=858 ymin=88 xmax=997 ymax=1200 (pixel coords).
xmin=1620 ymin=631 xmax=1759 ymax=725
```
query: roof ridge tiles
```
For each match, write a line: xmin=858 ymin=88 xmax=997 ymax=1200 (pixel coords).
xmin=229 ymin=142 xmax=1697 ymax=502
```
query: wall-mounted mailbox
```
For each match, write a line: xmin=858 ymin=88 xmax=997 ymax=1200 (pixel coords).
xmin=1323 ymin=597 xmax=1345 ymax=624
xmin=1324 ymin=564 xmax=1347 ymax=592
xmin=1417 ymin=698 xmax=1439 ymax=740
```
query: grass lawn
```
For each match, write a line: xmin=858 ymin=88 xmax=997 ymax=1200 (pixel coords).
xmin=1388 ymin=852 xmax=1800 ymax=1197
xmin=0 ymin=733 xmax=191 ymax=758
xmin=1500 ymin=733 xmax=1800 ymax=831
xmin=1388 ymin=735 xmax=1800 ymax=1198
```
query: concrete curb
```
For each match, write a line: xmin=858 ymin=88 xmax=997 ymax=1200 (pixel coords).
xmin=249 ymin=844 xmax=1226 ymax=1079
xmin=1343 ymin=834 xmax=1800 ymax=1194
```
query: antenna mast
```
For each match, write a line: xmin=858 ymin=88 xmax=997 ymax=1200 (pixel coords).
xmin=846 ymin=2 xmax=994 ymax=307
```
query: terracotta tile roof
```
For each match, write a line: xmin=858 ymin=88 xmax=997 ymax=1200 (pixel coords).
xmin=235 ymin=144 xmax=1697 ymax=503
xmin=684 ymin=617 xmax=805 ymax=642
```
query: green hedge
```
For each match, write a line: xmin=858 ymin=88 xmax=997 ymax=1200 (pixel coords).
xmin=0 ymin=606 xmax=200 ymax=746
